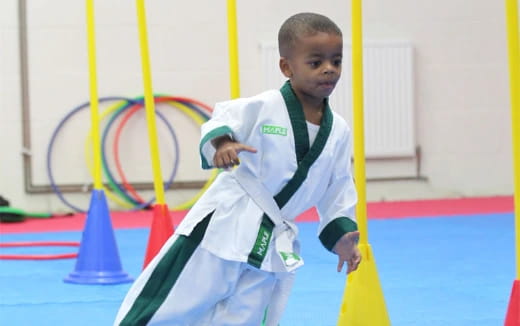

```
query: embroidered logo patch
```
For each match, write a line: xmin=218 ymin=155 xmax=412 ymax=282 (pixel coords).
xmin=262 ymin=125 xmax=287 ymax=136
xmin=279 ymin=251 xmax=302 ymax=267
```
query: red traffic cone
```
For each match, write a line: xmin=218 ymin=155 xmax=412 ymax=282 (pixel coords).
xmin=142 ymin=203 xmax=174 ymax=269
xmin=505 ymin=280 xmax=520 ymax=325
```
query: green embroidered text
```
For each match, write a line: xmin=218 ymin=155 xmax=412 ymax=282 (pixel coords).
xmin=262 ymin=125 xmax=287 ymax=136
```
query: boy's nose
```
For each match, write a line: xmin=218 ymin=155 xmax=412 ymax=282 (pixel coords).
xmin=323 ymin=63 xmax=337 ymax=74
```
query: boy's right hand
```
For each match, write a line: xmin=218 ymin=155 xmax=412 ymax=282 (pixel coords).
xmin=212 ymin=136 xmax=257 ymax=169
xmin=333 ymin=231 xmax=361 ymax=274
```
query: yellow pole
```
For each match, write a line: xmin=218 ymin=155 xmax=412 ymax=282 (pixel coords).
xmin=505 ymin=0 xmax=520 ymax=279
xmin=66 ymin=0 xmax=132 ymax=285
xmin=336 ymin=0 xmax=390 ymax=324
xmin=135 ymin=0 xmax=165 ymax=204
xmin=85 ymin=0 xmax=102 ymax=190
xmin=351 ymin=0 xmax=368 ymax=245
xmin=227 ymin=0 xmax=240 ymax=99
xmin=501 ymin=2 xmax=520 ymax=323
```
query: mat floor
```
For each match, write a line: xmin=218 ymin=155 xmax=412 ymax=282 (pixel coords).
xmin=0 ymin=210 xmax=515 ymax=325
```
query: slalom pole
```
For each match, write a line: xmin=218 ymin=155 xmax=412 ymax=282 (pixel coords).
xmin=86 ymin=0 xmax=102 ymax=191
xmin=506 ymin=0 xmax=520 ymax=283
xmin=64 ymin=0 xmax=132 ymax=284
xmin=227 ymin=0 xmax=240 ymax=99
xmin=504 ymin=0 xmax=520 ymax=324
xmin=336 ymin=0 xmax=390 ymax=324
xmin=135 ymin=0 xmax=174 ymax=268
xmin=136 ymin=0 xmax=166 ymax=205
xmin=351 ymin=0 xmax=368 ymax=247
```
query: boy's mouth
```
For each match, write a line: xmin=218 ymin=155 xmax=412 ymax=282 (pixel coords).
xmin=319 ymin=78 xmax=337 ymax=86
xmin=318 ymin=81 xmax=337 ymax=89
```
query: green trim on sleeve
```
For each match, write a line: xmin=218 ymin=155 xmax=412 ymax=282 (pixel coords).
xmin=319 ymin=217 xmax=358 ymax=252
xmin=199 ymin=125 xmax=234 ymax=169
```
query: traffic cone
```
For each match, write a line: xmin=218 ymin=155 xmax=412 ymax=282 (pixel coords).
xmin=337 ymin=243 xmax=390 ymax=326
xmin=505 ymin=280 xmax=520 ymax=325
xmin=142 ymin=203 xmax=174 ymax=269
xmin=64 ymin=189 xmax=133 ymax=284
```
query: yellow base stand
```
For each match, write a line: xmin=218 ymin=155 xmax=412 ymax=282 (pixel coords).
xmin=337 ymin=243 xmax=391 ymax=326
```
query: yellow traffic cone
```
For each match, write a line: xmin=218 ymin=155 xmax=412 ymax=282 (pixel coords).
xmin=337 ymin=243 xmax=390 ymax=326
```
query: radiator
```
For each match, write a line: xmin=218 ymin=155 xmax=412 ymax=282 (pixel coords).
xmin=260 ymin=41 xmax=415 ymax=158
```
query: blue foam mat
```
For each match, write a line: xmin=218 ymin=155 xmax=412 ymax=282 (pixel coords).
xmin=0 ymin=213 xmax=514 ymax=326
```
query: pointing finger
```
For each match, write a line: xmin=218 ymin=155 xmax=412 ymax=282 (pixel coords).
xmin=337 ymin=258 xmax=344 ymax=273
xmin=237 ymin=144 xmax=257 ymax=153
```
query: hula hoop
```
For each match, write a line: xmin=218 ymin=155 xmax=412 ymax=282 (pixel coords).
xmin=97 ymin=99 xmax=180 ymax=211
xmin=153 ymin=94 xmax=214 ymax=116
xmin=85 ymin=99 xmax=140 ymax=209
xmin=98 ymin=97 xmax=184 ymax=209
xmin=47 ymin=97 xmax=138 ymax=212
xmin=101 ymin=95 xmax=218 ymax=211
xmin=49 ymin=95 xmax=218 ymax=212
xmin=112 ymin=103 xmax=171 ymax=204
xmin=49 ymin=96 xmax=178 ymax=212
xmin=110 ymin=101 xmax=180 ymax=207
xmin=113 ymin=98 xmax=211 ymax=208
xmin=85 ymin=98 xmax=178 ymax=209
xmin=0 ymin=241 xmax=79 ymax=260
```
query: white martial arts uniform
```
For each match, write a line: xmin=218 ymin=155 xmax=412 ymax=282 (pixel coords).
xmin=114 ymin=81 xmax=358 ymax=326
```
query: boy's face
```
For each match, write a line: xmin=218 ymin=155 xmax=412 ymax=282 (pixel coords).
xmin=280 ymin=32 xmax=343 ymax=102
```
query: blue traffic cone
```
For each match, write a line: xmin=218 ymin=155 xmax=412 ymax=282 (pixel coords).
xmin=64 ymin=189 xmax=133 ymax=284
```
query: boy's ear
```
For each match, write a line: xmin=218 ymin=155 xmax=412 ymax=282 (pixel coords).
xmin=279 ymin=57 xmax=292 ymax=78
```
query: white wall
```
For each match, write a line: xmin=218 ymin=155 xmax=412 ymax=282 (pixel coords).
xmin=0 ymin=0 xmax=515 ymax=212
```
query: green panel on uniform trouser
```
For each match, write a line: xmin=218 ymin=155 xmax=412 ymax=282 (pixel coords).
xmin=119 ymin=213 xmax=212 ymax=326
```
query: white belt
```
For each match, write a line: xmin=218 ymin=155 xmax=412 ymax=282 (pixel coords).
xmin=233 ymin=168 xmax=304 ymax=272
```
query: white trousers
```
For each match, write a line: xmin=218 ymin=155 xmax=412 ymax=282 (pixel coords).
xmin=114 ymin=238 xmax=283 ymax=326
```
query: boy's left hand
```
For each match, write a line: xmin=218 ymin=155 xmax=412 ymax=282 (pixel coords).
xmin=332 ymin=231 xmax=361 ymax=274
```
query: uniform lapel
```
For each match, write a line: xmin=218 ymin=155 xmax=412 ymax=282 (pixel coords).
xmin=276 ymin=81 xmax=333 ymax=208
xmin=280 ymin=81 xmax=309 ymax=164
xmin=246 ymin=83 xmax=334 ymax=269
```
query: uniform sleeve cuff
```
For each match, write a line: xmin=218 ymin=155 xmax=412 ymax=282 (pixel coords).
xmin=319 ymin=217 xmax=358 ymax=252
xmin=199 ymin=126 xmax=234 ymax=169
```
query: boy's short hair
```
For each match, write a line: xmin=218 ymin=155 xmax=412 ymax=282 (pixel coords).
xmin=278 ymin=12 xmax=342 ymax=57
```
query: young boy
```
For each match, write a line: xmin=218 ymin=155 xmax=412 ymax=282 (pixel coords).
xmin=114 ymin=12 xmax=361 ymax=326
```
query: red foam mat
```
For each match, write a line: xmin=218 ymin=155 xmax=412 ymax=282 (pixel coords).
xmin=367 ymin=195 xmax=514 ymax=218
xmin=0 ymin=196 xmax=514 ymax=234
xmin=0 ymin=210 xmax=186 ymax=234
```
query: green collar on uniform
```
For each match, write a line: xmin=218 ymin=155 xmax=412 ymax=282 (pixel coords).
xmin=275 ymin=81 xmax=333 ymax=208
xmin=249 ymin=83 xmax=336 ymax=268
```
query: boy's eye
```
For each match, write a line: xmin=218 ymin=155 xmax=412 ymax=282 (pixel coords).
xmin=309 ymin=61 xmax=321 ymax=68
xmin=334 ymin=59 xmax=342 ymax=66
